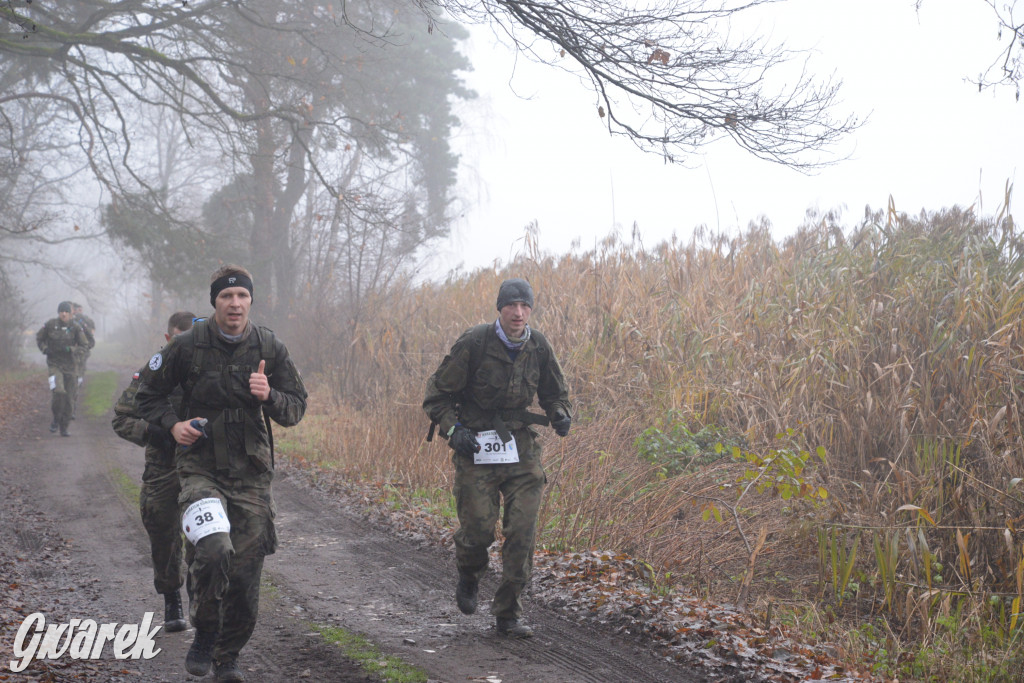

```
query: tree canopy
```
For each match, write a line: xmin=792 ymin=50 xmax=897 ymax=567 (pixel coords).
xmin=1 ymin=0 xmax=473 ymax=317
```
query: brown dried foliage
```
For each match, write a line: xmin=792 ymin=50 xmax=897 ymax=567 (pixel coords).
xmin=294 ymin=192 xmax=1024 ymax=677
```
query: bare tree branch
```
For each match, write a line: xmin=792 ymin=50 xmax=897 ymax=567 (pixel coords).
xmin=436 ymin=0 xmax=861 ymax=167
xmin=917 ymin=0 xmax=1023 ymax=97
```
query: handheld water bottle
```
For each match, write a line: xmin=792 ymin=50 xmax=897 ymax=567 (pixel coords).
xmin=178 ymin=418 xmax=208 ymax=452
xmin=190 ymin=418 xmax=208 ymax=438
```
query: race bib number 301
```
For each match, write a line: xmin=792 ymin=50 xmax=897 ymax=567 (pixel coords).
xmin=473 ymin=430 xmax=519 ymax=464
xmin=182 ymin=497 xmax=230 ymax=544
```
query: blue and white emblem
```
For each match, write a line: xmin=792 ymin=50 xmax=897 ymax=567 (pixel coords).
xmin=148 ymin=353 xmax=163 ymax=371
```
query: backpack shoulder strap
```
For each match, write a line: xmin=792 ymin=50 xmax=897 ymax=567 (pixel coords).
xmin=426 ymin=323 xmax=491 ymax=443
xmin=179 ymin=319 xmax=211 ymax=416
xmin=466 ymin=322 xmax=492 ymax=379
xmin=253 ymin=324 xmax=278 ymax=465
xmin=254 ymin=325 xmax=277 ymax=376
xmin=185 ymin=319 xmax=211 ymax=390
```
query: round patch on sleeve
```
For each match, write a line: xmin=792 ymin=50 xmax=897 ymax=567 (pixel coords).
xmin=148 ymin=353 xmax=163 ymax=371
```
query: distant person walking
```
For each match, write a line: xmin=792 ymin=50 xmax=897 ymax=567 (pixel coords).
xmin=423 ymin=278 xmax=572 ymax=637
xmin=36 ymin=301 xmax=91 ymax=436
xmin=70 ymin=302 xmax=96 ymax=419
xmin=71 ymin=303 xmax=96 ymax=370
xmin=112 ymin=310 xmax=196 ymax=634
xmin=136 ymin=265 xmax=307 ymax=683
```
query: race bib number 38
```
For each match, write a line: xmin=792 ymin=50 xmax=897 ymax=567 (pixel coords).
xmin=182 ymin=497 xmax=230 ymax=544
xmin=473 ymin=430 xmax=519 ymax=464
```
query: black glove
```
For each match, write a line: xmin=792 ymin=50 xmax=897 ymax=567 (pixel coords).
xmin=552 ymin=414 xmax=571 ymax=437
xmin=448 ymin=425 xmax=480 ymax=458
xmin=146 ymin=422 xmax=174 ymax=450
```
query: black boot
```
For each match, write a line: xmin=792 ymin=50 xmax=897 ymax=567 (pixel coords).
xmin=456 ymin=575 xmax=478 ymax=615
xmin=163 ymin=590 xmax=187 ymax=632
xmin=49 ymin=420 xmax=58 ymax=433
xmin=185 ymin=629 xmax=218 ymax=676
xmin=496 ymin=617 xmax=533 ymax=638
xmin=215 ymin=658 xmax=245 ymax=682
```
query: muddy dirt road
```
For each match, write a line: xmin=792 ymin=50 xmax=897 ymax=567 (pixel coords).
xmin=1 ymin=372 xmax=707 ymax=683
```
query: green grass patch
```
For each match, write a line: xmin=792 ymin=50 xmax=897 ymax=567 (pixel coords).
xmin=312 ymin=624 xmax=428 ymax=683
xmin=380 ymin=484 xmax=456 ymax=522
xmin=81 ymin=370 xmax=119 ymax=417
xmin=409 ymin=487 xmax=456 ymax=521
xmin=109 ymin=466 xmax=140 ymax=506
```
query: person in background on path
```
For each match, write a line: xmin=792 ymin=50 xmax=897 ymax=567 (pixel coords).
xmin=136 ymin=266 xmax=307 ymax=683
xmin=423 ymin=278 xmax=573 ymax=638
xmin=70 ymin=302 xmax=96 ymax=420
xmin=112 ymin=310 xmax=196 ymax=634
xmin=36 ymin=301 xmax=91 ymax=437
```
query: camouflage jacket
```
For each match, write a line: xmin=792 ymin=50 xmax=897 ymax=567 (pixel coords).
xmin=36 ymin=318 xmax=91 ymax=374
xmin=135 ymin=319 xmax=307 ymax=481
xmin=72 ymin=316 xmax=96 ymax=360
xmin=111 ymin=367 xmax=184 ymax=466
xmin=423 ymin=322 xmax=572 ymax=438
xmin=74 ymin=313 xmax=96 ymax=335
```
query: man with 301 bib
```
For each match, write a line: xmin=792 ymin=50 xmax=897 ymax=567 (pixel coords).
xmin=136 ymin=265 xmax=307 ymax=682
xmin=424 ymin=278 xmax=572 ymax=638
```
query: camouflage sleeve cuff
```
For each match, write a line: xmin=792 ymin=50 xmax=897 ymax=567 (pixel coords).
xmin=159 ymin=414 xmax=179 ymax=432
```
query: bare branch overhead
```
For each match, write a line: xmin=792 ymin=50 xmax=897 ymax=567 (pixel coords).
xmin=435 ymin=0 xmax=861 ymax=167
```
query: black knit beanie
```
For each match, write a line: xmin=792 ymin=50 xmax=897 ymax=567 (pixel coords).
xmin=496 ymin=278 xmax=534 ymax=310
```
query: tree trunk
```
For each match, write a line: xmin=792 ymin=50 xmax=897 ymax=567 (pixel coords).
xmin=250 ymin=118 xmax=278 ymax=316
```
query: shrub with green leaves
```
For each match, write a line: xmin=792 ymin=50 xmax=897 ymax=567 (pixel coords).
xmin=635 ymin=420 xmax=741 ymax=478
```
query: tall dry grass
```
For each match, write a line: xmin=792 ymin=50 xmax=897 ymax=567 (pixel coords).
xmin=290 ymin=192 xmax=1024 ymax=678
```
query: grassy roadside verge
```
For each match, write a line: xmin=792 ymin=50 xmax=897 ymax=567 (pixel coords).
xmin=80 ymin=370 xmax=119 ymax=418
xmin=311 ymin=624 xmax=428 ymax=683
xmin=108 ymin=466 xmax=140 ymax=507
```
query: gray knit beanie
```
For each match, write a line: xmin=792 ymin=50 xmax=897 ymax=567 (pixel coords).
xmin=496 ymin=278 xmax=534 ymax=310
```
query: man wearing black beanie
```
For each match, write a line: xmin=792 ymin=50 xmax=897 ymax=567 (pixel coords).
xmin=135 ymin=265 xmax=307 ymax=682
xmin=424 ymin=277 xmax=572 ymax=638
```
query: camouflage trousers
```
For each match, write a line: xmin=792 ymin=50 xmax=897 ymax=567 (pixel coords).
xmin=74 ymin=347 xmax=90 ymax=377
xmin=179 ymin=471 xmax=277 ymax=663
xmin=46 ymin=364 xmax=76 ymax=430
xmin=139 ymin=460 xmax=185 ymax=595
xmin=452 ymin=428 xmax=546 ymax=620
